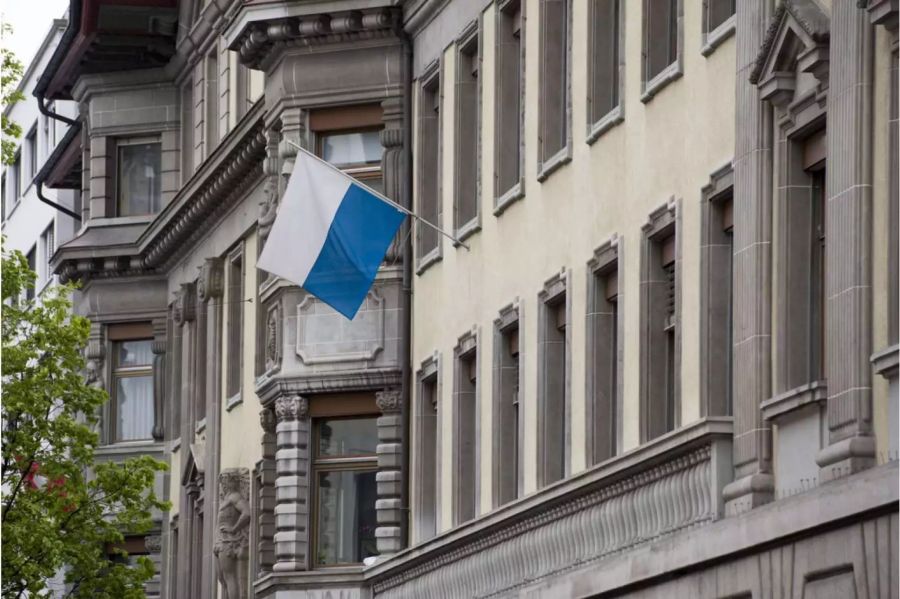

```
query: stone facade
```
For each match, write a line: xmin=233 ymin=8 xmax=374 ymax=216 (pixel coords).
xmin=28 ymin=0 xmax=899 ymax=598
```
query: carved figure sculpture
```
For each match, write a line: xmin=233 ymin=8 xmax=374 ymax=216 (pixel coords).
xmin=214 ymin=468 xmax=251 ymax=599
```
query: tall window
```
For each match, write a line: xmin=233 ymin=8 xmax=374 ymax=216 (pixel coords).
xmin=205 ymin=50 xmax=219 ymax=155
xmin=40 ymin=223 xmax=55 ymax=286
xmin=701 ymin=168 xmax=734 ymax=418
xmin=454 ymin=27 xmax=480 ymax=235
xmin=25 ymin=247 xmax=36 ymax=301
xmin=225 ymin=246 xmax=244 ymax=399
xmin=116 ymin=138 xmax=162 ymax=216
xmin=26 ymin=124 xmax=38 ymax=181
xmin=641 ymin=203 xmax=680 ymax=442
xmin=313 ymin=416 xmax=378 ymax=566
xmin=538 ymin=274 xmax=568 ymax=486
xmin=10 ymin=151 xmax=21 ymax=207
xmin=495 ymin=0 xmax=523 ymax=206
xmin=417 ymin=69 xmax=441 ymax=263
xmin=181 ymin=80 xmax=194 ymax=183
xmin=808 ymin=166 xmax=826 ymax=382
xmin=312 ymin=104 xmax=385 ymax=192
xmin=704 ymin=0 xmax=735 ymax=34
xmin=493 ymin=304 xmax=520 ymax=505
xmin=111 ymin=338 xmax=154 ymax=442
xmin=538 ymin=0 xmax=569 ymax=172
xmin=453 ymin=332 xmax=477 ymax=525
xmin=644 ymin=0 xmax=678 ymax=81
xmin=2 ymin=173 xmax=7 ymax=222
xmin=415 ymin=357 xmax=439 ymax=542
xmin=588 ymin=0 xmax=622 ymax=133
xmin=587 ymin=244 xmax=621 ymax=465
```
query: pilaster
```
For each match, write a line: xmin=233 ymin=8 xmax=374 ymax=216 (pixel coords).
xmin=273 ymin=394 xmax=310 ymax=571
xmin=375 ymin=388 xmax=404 ymax=556
xmin=723 ymin=0 xmax=776 ymax=515
xmin=256 ymin=408 xmax=278 ymax=575
xmin=817 ymin=1 xmax=877 ymax=482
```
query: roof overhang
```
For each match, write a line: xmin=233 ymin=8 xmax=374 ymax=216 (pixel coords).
xmin=37 ymin=125 xmax=82 ymax=189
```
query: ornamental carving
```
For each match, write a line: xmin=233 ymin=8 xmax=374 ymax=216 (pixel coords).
xmin=264 ymin=302 xmax=281 ymax=373
xmin=259 ymin=408 xmax=276 ymax=434
xmin=197 ymin=258 xmax=224 ymax=302
xmin=376 ymin=388 xmax=402 ymax=414
xmin=257 ymin=176 xmax=279 ymax=247
xmin=214 ymin=468 xmax=251 ymax=599
xmin=173 ymin=283 xmax=196 ymax=326
xmin=144 ymin=535 xmax=162 ymax=554
xmin=274 ymin=395 xmax=308 ymax=422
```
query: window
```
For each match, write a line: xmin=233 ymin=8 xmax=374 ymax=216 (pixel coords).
xmin=313 ymin=416 xmax=378 ymax=566
xmin=538 ymin=0 xmax=570 ymax=175
xmin=808 ymin=166 xmax=826 ymax=382
xmin=2 ymin=173 xmax=6 ymax=222
xmin=700 ymin=166 xmax=734 ymax=417
xmin=181 ymin=80 xmax=194 ymax=183
xmin=415 ymin=356 xmax=440 ymax=542
xmin=538 ymin=272 xmax=569 ymax=486
xmin=642 ymin=0 xmax=682 ymax=101
xmin=44 ymin=102 xmax=58 ymax=150
xmin=454 ymin=26 xmax=480 ymax=237
xmin=704 ymin=0 xmax=735 ymax=35
xmin=417 ymin=68 xmax=441 ymax=264
xmin=25 ymin=247 xmax=36 ymax=301
xmin=587 ymin=241 xmax=622 ymax=465
xmin=26 ymin=124 xmax=38 ymax=182
xmin=494 ymin=0 xmax=523 ymax=208
xmin=111 ymin=338 xmax=154 ymax=442
xmin=312 ymin=104 xmax=385 ymax=193
xmin=587 ymin=0 xmax=623 ymax=139
xmin=205 ymin=50 xmax=219 ymax=154
xmin=889 ymin=50 xmax=899 ymax=347
xmin=640 ymin=202 xmax=680 ymax=442
xmin=10 ymin=151 xmax=21 ymax=208
xmin=493 ymin=303 xmax=521 ymax=505
xmin=453 ymin=331 xmax=478 ymax=524
xmin=40 ymin=223 xmax=55 ymax=286
xmin=225 ymin=246 xmax=244 ymax=399
xmin=116 ymin=138 xmax=162 ymax=216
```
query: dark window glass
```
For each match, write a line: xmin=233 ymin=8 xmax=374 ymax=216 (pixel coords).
xmin=117 ymin=142 xmax=162 ymax=216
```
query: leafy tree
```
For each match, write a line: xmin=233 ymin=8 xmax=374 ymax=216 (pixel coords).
xmin=2 ymin=23 xmax=25 ymax=165
xmin=2 ymin=244 xmax=170 ymax=599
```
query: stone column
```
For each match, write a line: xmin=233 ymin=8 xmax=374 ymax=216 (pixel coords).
xmin=144 ymin=534 xmax=163 ymax=598
xmin=257 ymin=407 xmax=277 ymax=574
xmin=816 ymin=3 xmax=877 ymax=481
xmin=723 ymin=0 xmax=776 ymax=515
xmin=375 ymin=388 xmax=403 ymax=556
xmin=273 ymin=394 xmax=310 ymax=571
xmin=151 ymin=332 xmax=166 ymax=442
xmin=198 ymin=257 xmax=224 ymax=599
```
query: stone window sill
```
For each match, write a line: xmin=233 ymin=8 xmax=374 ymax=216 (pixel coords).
xmin=493 ymin=181 xmax=524 ymax=216
xmin=586 ymin=105 xmax=624 ymax=145
xmin=195 ymin=417 xmax=207 ymax=434
xmin=416 ymin=246 xmax=443 ymax=276
xmin=641 ymin=61 xmax=684 ymax=104
xmin=761 ymin=380 xmax=827 ymax=422
xmin=537 ymin=146 xmax=572 ymax=183
xmin=226 ymin=392 xmax=244 ymax=412
xmin=701 ymin=16 xmax=736 ymax=58
xmin=871 ymin=344 xmax=899 ymax=379
xmin=453 ymin=217 xmax=481 ymax=248
xmin=95 ymin=440 xmax=164 ymax=457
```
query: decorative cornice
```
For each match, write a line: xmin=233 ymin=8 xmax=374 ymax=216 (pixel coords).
xmin=750 ymin=0 xmax=830 ymax=85
xmin=230 ymin=8 xmax=400 ymax=70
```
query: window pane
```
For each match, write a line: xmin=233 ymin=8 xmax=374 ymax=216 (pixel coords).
xmin=117 ymin=340 xmax=153 ymax=368
xmin=321 ymin=131 xmax=382 ymax=167
xmin=116 ymin=375 xmax=154 ymax=441
xmin=118 ymin=142 xmax=162 ymax=216
xmin=315 ymin=469 xmax=377 ymax=565
xmin=317 ymin=417 xmax=378 ymax=458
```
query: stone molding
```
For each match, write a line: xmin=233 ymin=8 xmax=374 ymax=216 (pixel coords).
xmin=197 ymin=258 xmax=225 ymax=303
xmin=368 ymin=418 xmax=733 ymax=598
xmin=376 ymin=388 xmax=403 ymax=414
xmin=173 ymin=283 xmax=197 ymax=326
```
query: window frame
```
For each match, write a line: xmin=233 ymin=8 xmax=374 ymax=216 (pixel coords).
xmin=700 ymin=0 xmax=736 ymax=57
xmin=536 ymin=0 xmax=573 ymax=182
xmin=492 ymin=300 xmax=523 ymax=505
xmin=414 ymin=353 xmax=441 ymax=543
xmin=225 ymin=242 xmax=244 ymax=404
xmin=640 ymin=0 xmax=684 ymax=103
xmin=109 ymin=332 xmax=155 ymax=444
xmin=586 ymin=0 xmax=625 ymax=143
xmin=537 ymin=270 xmax=571 ymax=487
xmin=310 ymin=414 xmax=379 ymax=568
xmin=114 ymin=135 xmax=163 ymax=217
xmin=40 ymin=222 xmax=55 ymax=289
xmin=494 ymin=0 xmax=526 ymax=214
xmin=25 ymin=122 xmax=38 ymax=184
xmin=453 ymin=20 xmax=482 ymax=243
xmin=416 ymin=61 xmax=444 ymax=273
xmin=452 ymin=328 xmax=479 ymax=525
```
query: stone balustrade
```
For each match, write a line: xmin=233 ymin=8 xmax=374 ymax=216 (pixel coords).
xmin=366 ymin=418 xmax=733 ymax=599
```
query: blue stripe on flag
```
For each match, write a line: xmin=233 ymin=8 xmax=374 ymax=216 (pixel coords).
xmin=303 ymin=183 xmax=406 ymax=319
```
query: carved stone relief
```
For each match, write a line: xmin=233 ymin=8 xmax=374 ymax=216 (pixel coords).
xmin=296 ymin=289 xmax=385 ymax=365
xmin=214 ymin=467 xmax=251 ymax=599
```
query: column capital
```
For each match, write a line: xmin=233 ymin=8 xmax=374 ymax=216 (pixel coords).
xmin=197 ymin=257 xmax=225 ymax=303
xmin=376 ymin=388 xmax=403 ymax=414
xmin=173 ymin=282 xmax=196 ymax=326
xmin=274 ymin=395 xmax=309 ymax=422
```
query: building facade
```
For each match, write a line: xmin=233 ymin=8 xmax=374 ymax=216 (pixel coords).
xmin=30 ymin=0 xmax=899 ymax=598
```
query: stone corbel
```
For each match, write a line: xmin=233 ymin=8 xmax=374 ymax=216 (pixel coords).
xmin=173 ymin=282 xmax=197 ymax=326
xmin=197 ymin=257 xmax=225 ymax=304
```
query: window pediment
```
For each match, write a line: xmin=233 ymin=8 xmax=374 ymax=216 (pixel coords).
xmin=750 ymin=0 xmax=830 ymax=107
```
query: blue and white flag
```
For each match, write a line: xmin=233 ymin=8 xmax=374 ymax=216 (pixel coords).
xmin=257 ymin=149 xmax=406 ymax=320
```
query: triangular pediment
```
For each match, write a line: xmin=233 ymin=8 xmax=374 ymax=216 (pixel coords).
xmin=750 ymin=0 xmax=830 ymax=106
xmin=180 ymin=440 xmax=206 ymax=486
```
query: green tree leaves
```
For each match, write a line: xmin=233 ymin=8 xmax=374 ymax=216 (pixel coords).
xmin=1 ymin=24 xmax=25 ymax=166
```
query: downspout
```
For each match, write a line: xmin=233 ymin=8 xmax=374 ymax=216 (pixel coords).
xmin=398 ymin=26 xmax=414 ymax=549
xmin=34 ymin=96 xmax=83 ymax=222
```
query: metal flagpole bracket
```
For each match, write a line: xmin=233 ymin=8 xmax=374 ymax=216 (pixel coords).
xmin=285 ymin=139 xmax=471 ymax=251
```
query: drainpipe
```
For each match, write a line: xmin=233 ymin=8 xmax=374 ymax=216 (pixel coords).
xmin=398 ymin=25 xmax=414 ymax=549
xmin=34 ymin=94 xmax=82 ymax=221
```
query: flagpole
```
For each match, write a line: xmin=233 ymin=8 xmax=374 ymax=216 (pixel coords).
xmin=285 ymin=139 xmax=471 ymax=251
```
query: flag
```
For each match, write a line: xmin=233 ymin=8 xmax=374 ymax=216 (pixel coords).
xmin=257 ymin=149 xmax=406 ymax=320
